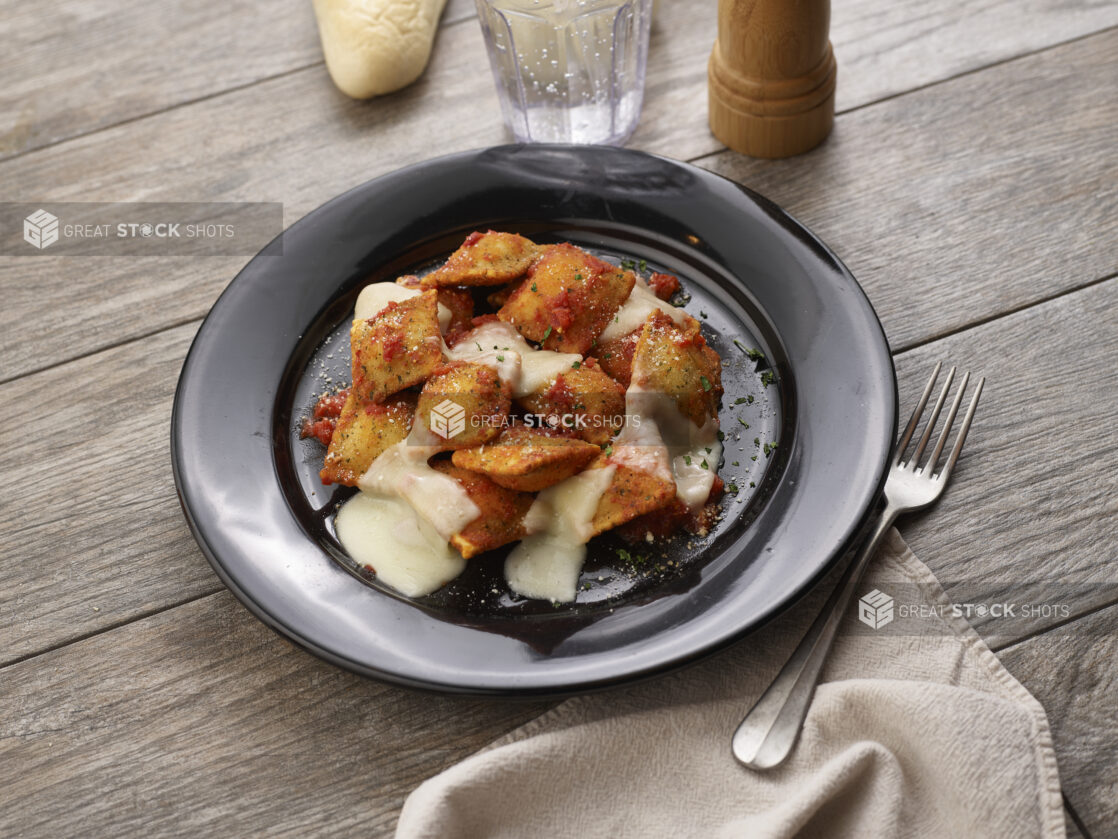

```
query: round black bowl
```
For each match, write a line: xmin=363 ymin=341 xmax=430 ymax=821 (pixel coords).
xmin=171 ymin=145 xmax=896 ymax=696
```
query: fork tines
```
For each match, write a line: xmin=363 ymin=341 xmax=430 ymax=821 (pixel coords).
xmin=895 ymin=362 xmax=985 ymax=481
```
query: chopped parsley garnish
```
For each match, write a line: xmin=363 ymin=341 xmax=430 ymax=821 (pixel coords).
xmin=684 ymin=455 xmax=692 ymax=466
xmin=543 ymin=326 xmax=552 ymax=341
xmin=700 ymin=375 xmax=712 ymax=392
xmin=733 ymin=340 xmax=766 ymax=363
xmin=700 ymin=459 xmax=708 ymax=469
xmin=761 ymin=370 xmax=777 ymax=387
xmin=571 ymin=360 xmax=581 ymax=369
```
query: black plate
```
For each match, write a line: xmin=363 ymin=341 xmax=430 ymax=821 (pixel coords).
xmin=172 ymin=145 xmax=896 ymax=696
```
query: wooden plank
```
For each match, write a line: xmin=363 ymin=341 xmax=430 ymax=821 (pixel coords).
xmin=829 ymin=0 xmax=1118 ymax=112
xmin=998 ymin=604 xmax=1118 ymax=839
xmin=5 ymin=12 xmax=1118 ymax=380
xmin=0 ymin=590 xmax=555 ymax=838
xmin=700 ymin=28 xmax=1118 ymax=353
xmin=891 ymin=277 xmax=1118 ymax=638
xmin=0 ymin=323 xmax=222 ymax=664
xmin=0 ymin=0 xmax=476 ymax=160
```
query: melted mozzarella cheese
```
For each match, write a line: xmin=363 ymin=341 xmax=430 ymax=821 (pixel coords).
xmin=504 ymin=465 xmax=616 ymax=602
xmin=444 ymin=321 xmax=524 ymax=387
xmin=618 ymin=384 xmax=721 ymax=511
xmin=335 ymin=493 xmax=466 ymax=597
xmin=354 ymin=282 xmax=452 ymax=333
xmin=671 ymin=421 xmax=722 ymax=510
xmin=445 ymin=321 xmax=582 ymax=398
xmin=599 ymin=277 xmax=687 ymax=343
xmin=610 ymin=415 xmax=672 ymax=484
xmin=356 ymin=435 xmax=480 ymax=541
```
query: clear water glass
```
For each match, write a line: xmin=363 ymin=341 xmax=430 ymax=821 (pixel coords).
xmin=475 ymin=0 xmax=653 ymax=146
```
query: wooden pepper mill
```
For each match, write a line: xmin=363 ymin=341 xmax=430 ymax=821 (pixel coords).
xmin=708 ymin=0 xmax=836 ymax=158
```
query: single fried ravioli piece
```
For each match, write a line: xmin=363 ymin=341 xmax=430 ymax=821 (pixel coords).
xmin=515 ymin=361 xmax=626 ymax=447
xmin=429 ymin=460 xmax=535 ymax=559
xmin=421 ymin=230 xmax=542 ymax=287
xmin=451 ymin=426 xmax=600 ymax=492
xmin=588 ymin=454 xmax=677 ymax=536
xmin=320 ymin=390 xmax=417 ymax=486
xmin=350 ymin=289 xmax=443 ymax=404
xmin=631 ymin=310 xmax=723 ymax=427
xmin=415 ymin=361 xmax=512 ymax=450
xmin=498 ymin=243 xmax=635 ymax=354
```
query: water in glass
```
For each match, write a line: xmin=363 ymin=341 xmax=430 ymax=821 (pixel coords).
xmin=475 ymin=0 xmax=653 ymax=145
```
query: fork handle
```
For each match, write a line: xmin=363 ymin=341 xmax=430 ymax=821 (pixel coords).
xmin=731 ymin=500 xmax=900 ymax=769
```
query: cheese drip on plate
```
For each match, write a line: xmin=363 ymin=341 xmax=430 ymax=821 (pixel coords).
xmin=335 ymin=494 xmax=466 ymax=597
xmin=620 ymin=384 xmax=722 ymax=511
xmin=504 ymin=465 xmax=617 ymax=602
xmin=334 ymin=425 xmax=480 ymax=597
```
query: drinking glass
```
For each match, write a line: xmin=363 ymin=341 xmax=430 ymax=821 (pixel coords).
xmin=474 ymin=0 xmax=653 ymax=145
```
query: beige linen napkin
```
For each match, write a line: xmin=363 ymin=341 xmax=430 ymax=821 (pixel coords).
xmin=396 ymin=530 xmax=1064 ymax=839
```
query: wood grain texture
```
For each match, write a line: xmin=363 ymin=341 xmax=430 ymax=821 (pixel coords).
xmin=5 ymin=5 xmax=1118 ymax=380
xmin=708 ymin=0 xmax=836 ymax=157
xmin=0 ymin=590 xmax=555 ymax=838
xmin=891 ymin=276 xmax=1118 ymax=644
xmin=0 ymin=323 xmax=221 ymax=663
xmin=702 ymin=28 xmax=1118 ymax=353
xmin=830 ymin=0 xmax=1118 ymax=112
xmin=998 ymin=605 xmax=1118 ymax=838
xmin=0 ymin=0 xmax=476 ymax=160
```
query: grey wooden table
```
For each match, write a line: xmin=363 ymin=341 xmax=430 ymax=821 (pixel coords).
xmin=2 ymin=1 xmax=1116 ymax=836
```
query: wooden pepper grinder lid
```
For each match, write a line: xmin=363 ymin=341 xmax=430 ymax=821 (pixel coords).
xmin=708 ymin=0 xmax=837 ymax=158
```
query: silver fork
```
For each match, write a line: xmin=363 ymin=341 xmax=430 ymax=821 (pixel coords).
xmin=731 ymin=362 xmax=985 ymax=770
